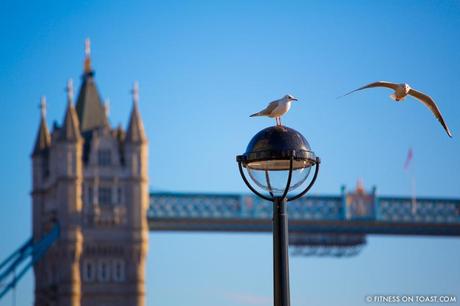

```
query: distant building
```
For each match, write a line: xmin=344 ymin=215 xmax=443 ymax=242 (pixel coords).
xmin=31 ymin=39 xmax=148 ymax=306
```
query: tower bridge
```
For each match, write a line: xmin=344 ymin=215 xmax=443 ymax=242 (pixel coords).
xmin=148 ymin=189 xmax=460 ymax=257
xmin=1 ymin=41 xmax=459 ymax=305
xmin=149 ymin=189 xmax=460 ymax=235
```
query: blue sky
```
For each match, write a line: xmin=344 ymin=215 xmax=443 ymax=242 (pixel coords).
xmin=0 ymin=1 xmax=459 ymax=305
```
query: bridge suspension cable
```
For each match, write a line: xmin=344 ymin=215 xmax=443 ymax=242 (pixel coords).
xmin=0 ymin=224 xmax=60 ymax=300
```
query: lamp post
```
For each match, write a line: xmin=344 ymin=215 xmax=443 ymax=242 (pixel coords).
xmin=236 ymin=125 xmax=320 ymax=306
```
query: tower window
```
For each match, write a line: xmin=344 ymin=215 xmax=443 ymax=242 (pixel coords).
xmin=82 ymin=260 xmax=96 ymax=282
xmin=98 ymin=187 xmax=112 ymax=205
xmin=97 ymin=149 xmax=112 ymax=166
xmin=98 ymin=260 xmax=110 ymax=282
xmin=88 ymin=186 xmax=94 ymax=205
xmin=112 ymin=259 xmax=125 ymax=282
xmin=116 ymin=187 xmax=123 ymax=204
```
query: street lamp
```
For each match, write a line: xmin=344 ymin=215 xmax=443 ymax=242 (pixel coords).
xmin=236 ymin=125 xmax=320 ymax=306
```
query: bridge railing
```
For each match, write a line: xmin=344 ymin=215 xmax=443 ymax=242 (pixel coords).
xmin=377 ymin=197 xmax=460 ymax=223
xmin=148 ymin=193 xmax=345 ymax=221
xmin=148 ymin=192 xmax=460 ymax=223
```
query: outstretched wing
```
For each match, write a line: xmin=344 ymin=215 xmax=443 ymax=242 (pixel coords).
xmin=408 ymin=88 xmax=453 ymax=138
xmin=339 ymin=81 xmax=400 ymax=98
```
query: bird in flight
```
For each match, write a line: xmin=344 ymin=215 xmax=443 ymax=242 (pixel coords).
xmin=340 ymin=81 xmax=452 ymax=138
xmin=250 ymin=94 xmax=298 ymax=126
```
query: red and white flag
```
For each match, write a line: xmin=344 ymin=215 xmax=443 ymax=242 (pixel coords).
xmin=404 ymin=148 xmax=413 ymax=170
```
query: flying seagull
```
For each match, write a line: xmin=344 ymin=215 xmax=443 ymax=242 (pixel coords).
xmin=250 ymin=94 xmax=298 ymax=126
xmin=341 ymin=81 xmax=452 ymax=138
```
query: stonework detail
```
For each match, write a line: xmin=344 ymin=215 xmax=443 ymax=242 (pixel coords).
xmin=31 ymin=41 xmax=148 ymax=306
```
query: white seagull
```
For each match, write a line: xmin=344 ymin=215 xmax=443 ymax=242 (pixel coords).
xmin=250 ymin=94 xmax=298 ymax=126
xmin=341 ymin=81 xmax=453 ymax=138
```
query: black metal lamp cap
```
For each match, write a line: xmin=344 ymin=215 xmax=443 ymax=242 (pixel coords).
xmin=237 ymin=126 xmax=317 ymax=170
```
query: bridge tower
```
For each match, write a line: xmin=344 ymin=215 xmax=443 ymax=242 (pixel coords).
xmin=31 ymin=40 xmax=148 ymax=306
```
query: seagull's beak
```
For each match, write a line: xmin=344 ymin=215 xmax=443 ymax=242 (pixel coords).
xmin=292 ymin=97 xmax=298 ymax=101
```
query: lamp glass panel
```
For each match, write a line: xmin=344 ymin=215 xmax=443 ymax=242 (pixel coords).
xmin=246 ymin=164 xmax=311 ymax=195
xmin=246 ymin=159 xmax=313 ymax=170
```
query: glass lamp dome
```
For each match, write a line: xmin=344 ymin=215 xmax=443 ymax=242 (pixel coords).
xmin=237 ymin=126 xmax=318 ymax=197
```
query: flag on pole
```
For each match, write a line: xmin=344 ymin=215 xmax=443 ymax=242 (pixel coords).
xmin=404 ymin=148 xmax=413 ymax=170
xmin=403 ymin=148 xmax=417 ymax=213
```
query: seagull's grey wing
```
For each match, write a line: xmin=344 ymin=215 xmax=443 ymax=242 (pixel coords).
xmin=339 ymin=81 xmax=400 ymax=98
xmin=259 ymin=101 xmax=279 ymax=115
xmin=408 ymin=88 xmax=452 ymax=138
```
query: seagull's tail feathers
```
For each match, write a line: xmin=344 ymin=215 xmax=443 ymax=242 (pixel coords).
xmin=250 ymin=112 xmax=262 ymax=117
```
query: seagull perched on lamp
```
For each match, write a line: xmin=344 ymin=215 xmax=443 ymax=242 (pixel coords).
xmin=250 ymin=94 xmax=298 ymax=126
xmin=340 ymin=81 xmax=453 ymax=138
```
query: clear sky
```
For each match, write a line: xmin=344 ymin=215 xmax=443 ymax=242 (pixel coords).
xmin=0 ymin=1 xmax=459 ymax=306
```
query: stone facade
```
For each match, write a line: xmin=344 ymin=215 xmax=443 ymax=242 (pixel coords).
xmin=31 ymin=41 xmax=148 ymax=306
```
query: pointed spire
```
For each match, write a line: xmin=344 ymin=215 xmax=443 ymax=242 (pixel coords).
xmin=356 ymin=178 xmax=365 ymax=195
xmin=40 ymin=95 xmax=47 ymax=118
xmin=66 ymin=79 xmax=74 ymax=105
xmin=104 ymin=98 xmax=110 ymax=117
xmin=32 ymin=96 xmax=51 ymax=156
xmin=132 ymin=81 xmax=139 ymax=105
xmin=84 ymin=38 xmax=92 ymax=73
xmin=126 ymin=81 xmax=146 ymax=143
xmin=75 ymin=38 xmax=108 ymax=132
xmin=60 ymin=79 xmax=81 ymax=141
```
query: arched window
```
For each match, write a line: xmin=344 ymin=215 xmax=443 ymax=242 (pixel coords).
xmin=98 ymin=260 xmax=111 ymax=282
xmin=97 ymin=149 xmax=112 ymax=166
xmin=112 ymin=259 xmax=125 ymax=282
xmin=116 ymin=187 xmax=123 ymax=204
xmin=98 ymin=187 xmax=112 ymax=205
xmin=82 ymin=260 xmax=96 ymax=282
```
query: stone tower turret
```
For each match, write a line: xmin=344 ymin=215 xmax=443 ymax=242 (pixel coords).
xmin=124 ymin=81 xmax=148 ymax=306
xmin=52 ymin=79 xmax=84 ymax=306
xmin=31 ymin=96 xmax=53 ymax=305
xmin=31 ymin=96 xmax=50 ymax=239
xmin=31 ymin=40 xmax=148 ymax=306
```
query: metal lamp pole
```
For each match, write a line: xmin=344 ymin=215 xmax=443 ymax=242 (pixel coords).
xmin=237 ymin=153 xmax=320 ymax=306
xmin=273 ymin=197 xmax=290 ymax=306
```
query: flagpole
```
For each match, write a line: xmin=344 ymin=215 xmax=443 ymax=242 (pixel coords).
xmin=411 ymin=174 xmax=417 ymax=214
xmin=404 ymin=148 xmax=417 ymax=215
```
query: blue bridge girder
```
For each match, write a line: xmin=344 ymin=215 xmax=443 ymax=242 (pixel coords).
xmin=148 ymin=192 xmax=460 ymax=236
xmin=0 ymin=224 xmax=59 ymax=300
